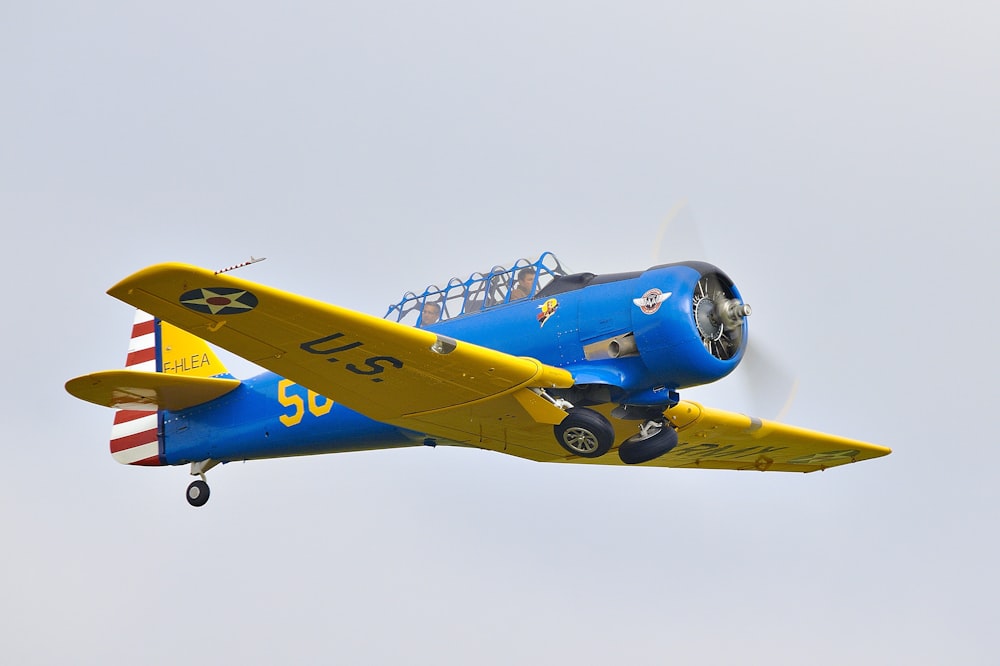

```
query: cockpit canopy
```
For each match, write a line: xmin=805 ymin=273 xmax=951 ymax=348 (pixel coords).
xmin=385 ymin=252 xmax=569 ymax=326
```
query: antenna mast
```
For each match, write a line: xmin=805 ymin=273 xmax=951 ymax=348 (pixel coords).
xmin=215 ymin=256 xmax=267 ymax=275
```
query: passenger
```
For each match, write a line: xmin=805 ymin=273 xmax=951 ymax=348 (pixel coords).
xmin=420 ymin=301 xmax=441 ymax=325
xmin=510 ymin=267 xmax=536 ymax=300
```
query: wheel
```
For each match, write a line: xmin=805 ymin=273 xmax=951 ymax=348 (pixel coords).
xmin=618 ymin=422 xmax=679 ymax=464
xmin=554 ymin=408 xmax=615 ymax=458
xmin=186 ymin=479 xmax=210 ymax=507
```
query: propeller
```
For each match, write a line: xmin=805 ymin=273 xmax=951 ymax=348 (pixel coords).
xmin=737 ymin=341 xmax=800 ymax=422
xmin=653 ymin=201 xmax=798 ymax=420
xmin=652 ymin=199 xmax=708 ymax=265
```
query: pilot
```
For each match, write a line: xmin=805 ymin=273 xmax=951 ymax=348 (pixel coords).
xmin=510 ymin=267 xmax=536 ymax=300
xmin=420 ymin=301 xmax=441 ymax=325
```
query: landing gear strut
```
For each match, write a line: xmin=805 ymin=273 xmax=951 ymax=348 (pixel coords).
xmin=618 ymin=419 xmax=678 ymax=464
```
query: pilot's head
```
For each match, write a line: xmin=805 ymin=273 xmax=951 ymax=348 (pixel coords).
xmin=512 ymin=267 xmax=536 ymax=299
xmin=421 ymin=301 xmax=441 ymax=324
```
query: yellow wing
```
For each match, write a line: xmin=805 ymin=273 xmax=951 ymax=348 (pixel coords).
xmin=108 ymin=263 xmax=576 ymax=459
xmin=655 ymin=401 xmax=889 ymax=471
xmin=491 ymin=401 xmax=890 ymax=470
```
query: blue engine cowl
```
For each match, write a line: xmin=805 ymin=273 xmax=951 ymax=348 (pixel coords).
xmin=628 ymin=261 xmax=750 ymax=395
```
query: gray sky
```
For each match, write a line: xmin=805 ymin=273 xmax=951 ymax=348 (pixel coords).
xmin=3 ymin=1 xmax=998 ymax=663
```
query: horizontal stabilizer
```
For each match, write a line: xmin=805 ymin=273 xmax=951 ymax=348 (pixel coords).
xmin=66 ymin=369 xmax=240 ymax=411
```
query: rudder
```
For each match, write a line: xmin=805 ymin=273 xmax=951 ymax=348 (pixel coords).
xmin=109 ymin=310 xmax=233 ymax=466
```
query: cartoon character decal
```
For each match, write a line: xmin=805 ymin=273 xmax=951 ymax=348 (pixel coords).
xmin=537 ymin=298 xmax=559 ymax=327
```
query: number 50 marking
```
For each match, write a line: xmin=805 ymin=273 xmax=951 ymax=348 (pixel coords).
xmin=278 ymin=379 xmax=334 ymax=427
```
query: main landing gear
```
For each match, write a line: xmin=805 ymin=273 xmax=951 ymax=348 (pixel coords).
xmin=554 ymin=408 xmax=616 ymax=458
xmin=185 ymin=459 xmax=218 ymax=507
xmin=617 ymin=419 xmax=678 ymax=465
xmin=552 ymin=407 xmax=679 ymax=465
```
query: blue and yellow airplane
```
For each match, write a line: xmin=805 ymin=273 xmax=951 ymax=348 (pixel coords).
xmin=66 ymin=253 xmax=890 ymax=506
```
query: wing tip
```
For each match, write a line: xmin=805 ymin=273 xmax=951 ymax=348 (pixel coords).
xmin=107 ymin=262 xmax=213 ymax=299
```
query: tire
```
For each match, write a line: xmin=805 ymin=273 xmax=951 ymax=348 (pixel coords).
xmin=186 ymin=479 xmax=211 ymax=507
xmin=618 ymin=423 xmax=678 ymax=464
xmin=554 ymin=408 xmax=615 ymax=458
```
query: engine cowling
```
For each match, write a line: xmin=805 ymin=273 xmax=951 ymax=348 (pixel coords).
xmin=629 ymin=261 xmax=750 ymax=395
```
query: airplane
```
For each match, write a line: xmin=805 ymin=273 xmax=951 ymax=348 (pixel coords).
xmin=66 ymin=252 xmax=891 ymax=506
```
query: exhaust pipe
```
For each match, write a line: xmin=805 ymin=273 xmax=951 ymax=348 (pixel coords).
xmin=608 ymin=334 xmax=638 ymax=358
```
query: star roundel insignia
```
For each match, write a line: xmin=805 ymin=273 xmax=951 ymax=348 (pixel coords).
xmin=179 ymin=287 xmax=259 ymax=315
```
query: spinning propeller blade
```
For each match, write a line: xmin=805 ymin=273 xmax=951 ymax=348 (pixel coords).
xmin=736 ymin=341 xmax=800 ymax=421
xmin=652 ymin=199 xmax=709 ymax=265
xmin=654 ymin=201 xmax=797 ymax=419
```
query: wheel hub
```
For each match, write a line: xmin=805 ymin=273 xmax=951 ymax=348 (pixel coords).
xmin=561 ymin=427 xmax=600 ymax=454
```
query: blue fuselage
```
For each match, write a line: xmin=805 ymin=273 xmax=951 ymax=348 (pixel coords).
xmin=163 ymin=262 xmax=745 ymax=465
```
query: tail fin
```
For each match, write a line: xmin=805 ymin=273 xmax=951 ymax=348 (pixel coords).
xmin=127 ymin=310 xmax=232 ymax=378
xmin=65 ymin=311 xmax=238 ymax=466
xmin=113 ymin=311 xmax=232 ymax=466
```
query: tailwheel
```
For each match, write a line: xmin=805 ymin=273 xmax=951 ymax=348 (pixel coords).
xmin=186 ymin=479 xmax=210 ymax=507
xmin=618 ymin=420 xmax=678 ymax=464
xmin=554 ymin=408 xmax=615 ymax=458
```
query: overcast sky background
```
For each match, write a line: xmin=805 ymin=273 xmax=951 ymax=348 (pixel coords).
xmin=2 ymin=2 xmax=998 ymax=663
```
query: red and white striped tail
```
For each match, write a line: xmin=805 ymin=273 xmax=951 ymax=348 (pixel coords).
xmin=111 ymin=410 xmax=161 ymax=466
xmin=111 ymin=311 xmax=164 ymax=466
xmin=125 ymin=310 xmax=158 ymax=371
